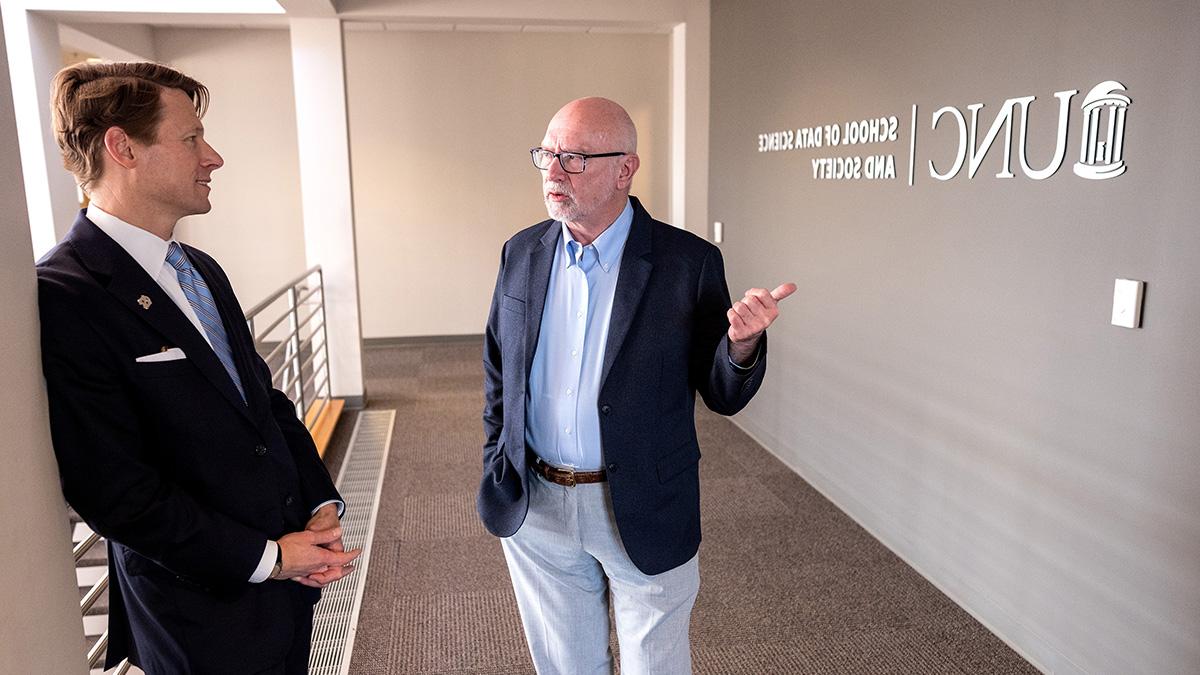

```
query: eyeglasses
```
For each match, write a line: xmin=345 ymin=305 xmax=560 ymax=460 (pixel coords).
xmin=530 ymin=147 xmax=627 ymax=174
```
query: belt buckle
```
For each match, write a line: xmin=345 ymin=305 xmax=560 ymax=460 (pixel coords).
xmin=562 ymin=467 xmax=577 ymax=487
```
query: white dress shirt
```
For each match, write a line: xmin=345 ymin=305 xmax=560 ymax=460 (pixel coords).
xmin=87 ymin=204 xmax=213 ymax=349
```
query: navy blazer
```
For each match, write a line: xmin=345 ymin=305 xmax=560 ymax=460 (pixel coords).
xmin=38 ymin=212 xmax=341 ymax=673
xmin=478 ymin=197 xmax=767 ymax=576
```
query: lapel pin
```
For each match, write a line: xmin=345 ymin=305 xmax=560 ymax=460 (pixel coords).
xmin=137 ymin=295 xmax=152 ymax=309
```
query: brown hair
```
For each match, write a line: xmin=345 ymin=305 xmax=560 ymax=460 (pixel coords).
xmin=50 ymin=61 xmax=209 ymax=191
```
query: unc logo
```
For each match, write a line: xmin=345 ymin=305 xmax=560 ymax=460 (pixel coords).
xmin=927 ymin=80 xmax=1131 ymax=182
xmin=1073 ymin=81 xmax=1131 ymax=180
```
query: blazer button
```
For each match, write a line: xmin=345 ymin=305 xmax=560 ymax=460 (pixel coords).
xmin=284 ymin=495 xmax=295 ymax=506
xmin=606 ymin=463 xmax=618 ymax=473
xmin=254 ymin=444 xmax=267 ymax=456
xmin=600 ymin=404 xmax=612 ymax=415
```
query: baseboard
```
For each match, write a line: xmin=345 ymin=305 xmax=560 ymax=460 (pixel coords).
xmin=364 ymin=334 xmax=483 ymax=347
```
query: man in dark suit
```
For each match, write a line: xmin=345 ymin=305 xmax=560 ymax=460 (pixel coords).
xmin=478 ymin=97 xmax=795 ymax=673
xmin=37 ymin=61 xmax=360 ymax=674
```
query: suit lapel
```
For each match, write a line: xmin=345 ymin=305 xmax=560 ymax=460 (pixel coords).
xmin=600 ymin=199 xmax=653 ymax=389
xmin=524 ymin=222 xmax=560 ymax=378
xmin=66 ymin=214 xmax=256 ymax=424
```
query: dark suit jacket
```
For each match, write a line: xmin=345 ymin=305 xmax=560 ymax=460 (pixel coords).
xmin=478 ymin=196 xmax=767 ymax=576
xmin=38 ymin=211 xmax=341 ymax=673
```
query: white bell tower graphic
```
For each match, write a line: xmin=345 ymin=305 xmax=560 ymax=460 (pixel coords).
xmin=1074 ymin=81 xmax=1131 ymax=180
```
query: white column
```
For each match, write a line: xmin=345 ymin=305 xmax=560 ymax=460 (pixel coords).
xmin=1103 ymin=105 xmax=1116 ymax=164
xmin=2 ymin=6 xmax=81 ymax=256
xmin=1112 ymin=106 xmax=1127 ymax=162
xmin=288 ymin=18 xmax=366 ymax=404
xmin=684 ymin=0 xmax=710 ymax=238
xmin=669 ymin=0 xmax=710 ymax=236
xmin=1079 ymin=109 xmax=1094 ymax=163
xmin=0 ymin=10 xmax=89 ymax=674
xmin=669 ymin=22 xmax=687 ymax=229
xmin=1087 ymin=109 xmax=1100 ymax=164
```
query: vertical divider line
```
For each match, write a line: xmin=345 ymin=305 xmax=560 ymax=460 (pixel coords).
xmin=908 ymin=104 xmax=919 ymax=187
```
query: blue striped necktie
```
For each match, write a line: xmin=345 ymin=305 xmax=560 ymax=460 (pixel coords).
xmin=166 ymin=242 xmax=246 ymax=402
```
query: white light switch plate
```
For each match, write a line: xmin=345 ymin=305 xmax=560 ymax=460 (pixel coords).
xmin=1111 ymin=278 xmax=1144 ymax=328
xmin=713 ymin=221 xmax=724 ymax=243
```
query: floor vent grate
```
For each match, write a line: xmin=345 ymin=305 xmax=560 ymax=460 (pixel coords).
xmin=309 ymin=409 xmax=395 ymax=675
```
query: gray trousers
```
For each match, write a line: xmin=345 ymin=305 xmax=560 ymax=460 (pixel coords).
xmin=501 ymin=471 xmax=699 ymax=675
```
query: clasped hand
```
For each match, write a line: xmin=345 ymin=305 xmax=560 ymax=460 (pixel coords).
xmin=275 ymin=504 xmax=362 ymax=588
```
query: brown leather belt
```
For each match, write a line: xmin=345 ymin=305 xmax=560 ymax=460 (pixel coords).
xmin=532 ymin=456 xmax=607 ymax=487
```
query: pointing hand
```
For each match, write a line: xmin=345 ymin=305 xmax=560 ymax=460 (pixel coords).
xmin=727 ymin=282 xmax=797 ymax=365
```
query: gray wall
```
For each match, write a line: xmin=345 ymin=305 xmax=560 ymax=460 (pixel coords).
xmin=709 ymin=1 xmax=1199 ymax=673
xmin=0 ymin=10 xmax=89 ymax=674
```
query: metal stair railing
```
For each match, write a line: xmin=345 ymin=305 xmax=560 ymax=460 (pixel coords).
xmin=245 ymin=265 xmax=333 ymax=429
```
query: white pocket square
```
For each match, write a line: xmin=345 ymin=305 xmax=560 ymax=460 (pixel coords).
xmin=135 ymin=348 xmax=187 ymax=363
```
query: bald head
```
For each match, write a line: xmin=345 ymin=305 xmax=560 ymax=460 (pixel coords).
xmin=537 ymin=96 xmax=641 ymax=239
xmin=547 ymin=97 xmax=638 ymax=154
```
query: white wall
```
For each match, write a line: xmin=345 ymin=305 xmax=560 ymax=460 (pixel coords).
xmin=154 ymin=27 xmax=308 ymax=311
xmin=709 ymin=1 xmax=1200 ymax=673
xmin=0 ymin=10 xmax=89 ymax=674
xmin=345 ymin=28 xmax=670 ymax=338
xmin=63 ymin=21 xmax=155 ymax=59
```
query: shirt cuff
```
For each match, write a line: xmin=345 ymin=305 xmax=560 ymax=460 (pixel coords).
xmin=312 ymin=499 xmax=345 ymax=518
xmin=249 ymin=540 xmax=278 ymax=583
xmin=729 ymin=347 xmax=760 ymax=372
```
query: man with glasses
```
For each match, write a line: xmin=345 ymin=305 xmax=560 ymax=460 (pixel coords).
xmin=478 ymin=97 xmax=795 ymax=673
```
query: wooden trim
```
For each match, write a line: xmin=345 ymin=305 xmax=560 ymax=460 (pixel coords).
xmin=305 ymin=398 xmax=345 ymax=458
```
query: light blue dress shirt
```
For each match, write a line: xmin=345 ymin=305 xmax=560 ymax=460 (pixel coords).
xmin=527 ymin=199 xmax=634 ymax=470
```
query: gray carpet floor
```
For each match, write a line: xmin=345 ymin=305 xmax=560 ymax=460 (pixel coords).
xmin=329 ymin=340 xmax=1038 ymax=675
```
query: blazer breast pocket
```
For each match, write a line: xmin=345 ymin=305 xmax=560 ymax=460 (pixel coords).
xmin=132 ymin=358 xmax=194 ymax=379
xmin=501 ymin=294 xmax=526 ymax=314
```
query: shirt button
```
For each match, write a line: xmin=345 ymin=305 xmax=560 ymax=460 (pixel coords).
xmin=254 ymin=444 xmax=267 ymax=456
xmin=571 ymin=349 xmax=578 ymax=356
xmin=566 ymin=388 xmax=573 ymax=396
xmin=577 ymin=311 xmax=584 ymax=318
xmin=564 ymin=427 xmax=572 ymax=434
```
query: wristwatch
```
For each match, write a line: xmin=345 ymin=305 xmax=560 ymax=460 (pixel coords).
xmin=270 ymin=544 xmax=283 ymax=580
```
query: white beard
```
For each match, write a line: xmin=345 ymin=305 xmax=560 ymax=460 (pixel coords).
xmin=544 ymin=181 xmax=581 ymax=222
xmin=545 ymin=198 xmax=579 ymax=222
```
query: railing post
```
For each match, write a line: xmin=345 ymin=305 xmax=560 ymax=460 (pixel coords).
xmin=318 ymin=268 xmax=332 ymax=403
xmin=288 ymin=284 xmax=305 ymax=419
